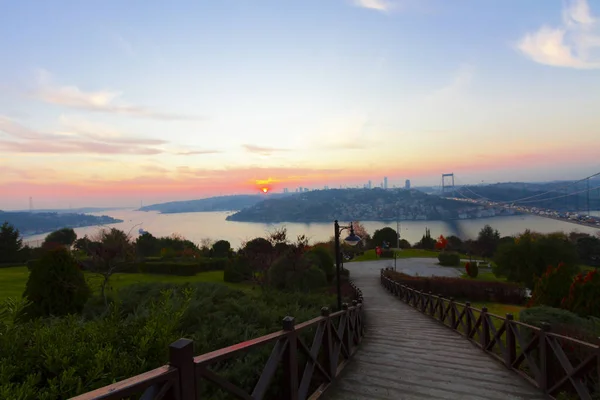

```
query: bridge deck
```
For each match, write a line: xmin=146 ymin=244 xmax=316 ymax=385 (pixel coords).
xmin=325 ymin=262 xmax=545 ymax=400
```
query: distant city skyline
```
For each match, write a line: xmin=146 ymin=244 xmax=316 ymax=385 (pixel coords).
xmin=1 ymin=0 xmax=600 ymax=209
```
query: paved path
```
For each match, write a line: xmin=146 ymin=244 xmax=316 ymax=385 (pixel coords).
xmin=325 ymin=261 xmax=544 ymax=400
xmin=347 ymin=258 xmax=462 ymax=278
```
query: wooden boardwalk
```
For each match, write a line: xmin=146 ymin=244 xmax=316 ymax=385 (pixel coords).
xmin=325 ymin=265 xmax=545 ymax=400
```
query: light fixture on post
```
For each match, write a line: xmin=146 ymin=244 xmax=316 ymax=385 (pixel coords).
xmin=334 ymin=220 xmax=362 ymax=310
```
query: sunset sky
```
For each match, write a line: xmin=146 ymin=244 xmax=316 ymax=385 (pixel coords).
xmin=1 ymin=0 xmax=599 ymax=209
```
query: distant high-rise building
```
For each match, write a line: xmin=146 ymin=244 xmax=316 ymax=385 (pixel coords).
xmin=324 ymin=185 xmax=329 ymax=190
xmin=405 ymin=179 xmax=411 ymax=189
xmin=283 ymin=188 xmax=289 ymax=193
xmin=384 ymin=177 xmax=388 ymax=190
xmin=368 ymin=180 xmax=372 ymax=189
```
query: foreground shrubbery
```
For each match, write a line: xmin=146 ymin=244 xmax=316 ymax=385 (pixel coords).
xmin=0 ymin=282 xmax=338 ymax=400
xmin=383 ymin=269 xmax=524 ymax=304
xmin=438 ymin=251 xmax=460 ymax=266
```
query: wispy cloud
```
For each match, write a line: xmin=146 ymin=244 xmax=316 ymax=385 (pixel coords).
xmin=32 ymin=70 xmax=200 ymax=120
xmin=174 ymin=149 xmax=222 ymax=156
xmin=0 ymin=116 xmax=218 ymax=156
xmin=353 ymin=0 xmax=392 ymax=12
xmin=242 ymin=144 xmax=289 ymax=156
xmin=516 ymin=0 xmax=600 ymax=69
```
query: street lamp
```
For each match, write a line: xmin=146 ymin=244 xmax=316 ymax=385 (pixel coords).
xmin=334 ymin=220 xmax=362 ymax=310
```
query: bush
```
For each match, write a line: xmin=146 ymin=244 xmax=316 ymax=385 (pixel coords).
xmin=438 ymin=252 xmax=460 ymax=266
xmin=529 ymin=263 xmax=572 ymax=308
xmin=224 ymin=258 xmax=253 ymax=283
xmin=306 ymin=247 xmax=335 ymax=282
xmin=380 ymin=250 xmax=395 ymax=258
xmin=1 ymin=282 xmax=338 ymax=399
xmin=493 ymin=231 xmax=579 ymax=288
xmin=465 ymin=262 xmax=479 ymax=278
xmin=212 ymin=240 xmax=231 ymax=258
xmin=291 ymin=266 xmax=327 ymax=292
xmin=117 ymin=258 xmax=231 ymax=276
xmin=563 ymin=269 xmax=600 ymax=318
xmin=21 ymin=248 xmax=90 ymax=319
xmin=384 ymin=270 xmax=524 ymax=304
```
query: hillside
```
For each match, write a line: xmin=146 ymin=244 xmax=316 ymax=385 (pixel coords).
xmin=225 ymin=188 xmax=469 ymax=223
xmin=453 ymin=182 xmax=600 ymax=211
xmin=0 ymin=211 xmax=122 ymax=236
xmin=138 ymin=194 xmax=289 ymax=214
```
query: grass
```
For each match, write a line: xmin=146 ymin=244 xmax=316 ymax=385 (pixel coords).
xmin=0 ymin=266 xmax=249 ymax=302
xmin=352 ymin=248 xmax=444 ymax=262
xmin=460 ymin=270 xmax=507 ymax=282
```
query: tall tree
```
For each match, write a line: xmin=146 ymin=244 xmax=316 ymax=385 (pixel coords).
xmin=80 ymin=228 xmax=134 ymax=305
xmin=371 ymin=227 xmax=397 ymax=248
xmin=43 ymin=228 xmax=77 ymax=248
xmin=0 ymin=222 xmax=23 ymax=263
xmin=477 ymin=225 xmax=500 ymax=258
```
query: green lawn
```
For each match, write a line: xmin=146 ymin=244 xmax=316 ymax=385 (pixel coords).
xmin=0 ymin=267 xmax=248 ymax=302
xmin=352 ymin=248 xmax=444 ymax=262
xmin=460 ymin=270 xmax=507 ymax=282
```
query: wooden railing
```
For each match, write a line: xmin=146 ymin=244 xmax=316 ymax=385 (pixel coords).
xmin=71 ymin=282 xmax=364 ymax=400
xmin=381 ymin=269 xmax=600 ymax=399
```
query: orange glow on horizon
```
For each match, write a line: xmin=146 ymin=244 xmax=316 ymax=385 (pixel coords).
xmin=262 ymin=187 xmax=269 ymax=193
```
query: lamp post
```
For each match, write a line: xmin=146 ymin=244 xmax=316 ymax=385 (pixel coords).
xmin=334 ymin=220 xmax=362 ymax=310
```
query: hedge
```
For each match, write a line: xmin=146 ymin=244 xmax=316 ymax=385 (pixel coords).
xmin=383 ymin=269 xmax=524 ymax=304
xmin=118 ymin=258 xmax=231 ymax=276
xmin=438 ymin=252 xmax=460 ymax=266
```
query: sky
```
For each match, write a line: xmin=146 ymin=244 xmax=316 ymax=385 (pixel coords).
xmin=1 ymin=0 xmax=600 ymax=209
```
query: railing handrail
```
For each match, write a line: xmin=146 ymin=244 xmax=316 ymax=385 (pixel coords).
xmin=380 ymin=268 xmax=600 ymax=398
xmin=71 ymin=281 xmax=365 ymax=400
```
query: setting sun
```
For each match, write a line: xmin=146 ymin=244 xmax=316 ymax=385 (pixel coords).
xmin=262 ymin=187 xmax=269 ymax=193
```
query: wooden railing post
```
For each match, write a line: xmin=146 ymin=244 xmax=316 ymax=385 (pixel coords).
xmin=505 ymin=313 xmax=516 ymax=368
xmin=282 ymin=316 xmax=298 ymax=400
xmin=465 ymin=302 xmax=472 ymax=337
xmin=320 ymin=307 xmax=336 ymax=380
xmin=449 ymin=298 xmax=456 ymax=328
xmin=169 ymin=338 xmax=196 ymax=400
xmin=437 ymin=294 xmax=443 ymax=320
xmin=342 ymin=303 xmax=352 ymax=354
xmin=481 ymin=307 xmax=490 ymax=348
xmin=538 ymin=322 xmax=550 ymax=392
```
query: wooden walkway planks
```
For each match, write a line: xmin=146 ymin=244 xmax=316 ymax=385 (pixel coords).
xmin=325 ymin=265 xmax=545 ymax=400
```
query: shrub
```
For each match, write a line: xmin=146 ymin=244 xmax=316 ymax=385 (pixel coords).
xmin=212 ymin=240 xmax=231 ymax=258
xmin=465 ymin=262 xmax=479 ymax=278
xmin=306 ymin=247 xmax=334 ymax=282
xmin=160 ymin=247 xmax=178 ymax=259
xmin=438 ymin=252 xmax=460 ymax=266
xmin=21 ymin=248 xmax=90 ymax=319
xmin=384 ymin=270 xmax=524 ymax=304
xmin=134 ymin=258 xmax=231 ymax=276
xmin=380 ymin=250 xmax=395 ymax=258
xmin=563 ymin=269 xmax=600 ymax=318
xmin=291 ymin=266 xmax=327 ymax=292
xmin=493 ymin=231 xmax=579 ymax=288
xmin=529 ymin=263 xmax=572 ymax=308
xmin=1 ymin=283 xmax=338 ymax=399
xmin=224 ymin=258 xmax=253 ymax=283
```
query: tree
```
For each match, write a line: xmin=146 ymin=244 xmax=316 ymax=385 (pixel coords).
xmin=135 ymin=232 xmax=160 ymax=258
xmin=575 ymin=236 xmax=600 ymax=266
xmin=493 ymin=231 xmax=579 ymax=288
xmin=212 ymin=240 xmax=231 ymax=258
xmin=21 ymin=248 xmax=90 ymax=319
xmin=351 ymin=221 xmax=371 ymax=249
xmin=446 ymin=235 xmax=463 ymax=252
xmin=0 ymin=222 xmax=23 ymax=263
xmin=43 ymin=228 xmax=77 ymax=248
xmin=372 ymin=227 xmax=398 ymax=248
xmin=476 ymin=225 xmax=500 ymax=259
xmin=240 ymin=237 xmax=274 ymax=286
xmin=435 ymin=235 xmax=448 ymax=251
xmin=414 ymin=228 xmax=435 ymax=250
xmin=80 ymin=228 xmax=134 ymax=305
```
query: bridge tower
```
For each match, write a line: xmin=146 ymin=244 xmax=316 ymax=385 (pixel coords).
xmin=441 ymin=173 xmax=455 ymax=195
